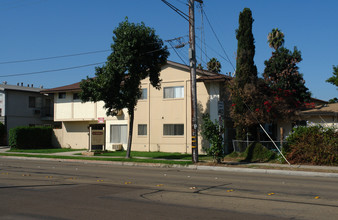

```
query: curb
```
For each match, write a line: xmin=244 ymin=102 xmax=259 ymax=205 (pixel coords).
xmin=1 ymin=155 xmax=338 ymax=178
xmin=193 ymin=165 xmax=338 ymax=178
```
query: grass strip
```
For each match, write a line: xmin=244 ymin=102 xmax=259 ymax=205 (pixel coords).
xmin=94 ymin=151 xmax=213 ymax=160
xmin=0 ymin=153 xmax=193 ymax=165
xmin=8 ymin=148 xmax=86 ymax=154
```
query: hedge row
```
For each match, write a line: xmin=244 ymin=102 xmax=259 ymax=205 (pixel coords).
xmin=9 ymin=126 xmax=52 ymax=149
xmin=284 ymin=125 xmax=338 ymax=165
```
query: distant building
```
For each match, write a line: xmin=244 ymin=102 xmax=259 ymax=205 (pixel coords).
xmin=0 ymin=82 xmax=54 ymax=144
xmin=277 ymin=99 xmax=337 ymax=140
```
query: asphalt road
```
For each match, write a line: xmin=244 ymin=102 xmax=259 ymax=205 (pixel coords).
xmin=0 ymin=157 xmax=337 ymax=220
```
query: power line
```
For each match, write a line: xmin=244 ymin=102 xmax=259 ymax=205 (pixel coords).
xmin=0 ymin=45 xmax=175 ymax=78
xmin=0 ymin=62 xmax=105 ymax=78
xmin=167 ymin=41 xmax=187 ymax=65
xmin=0 ymin=50 xmax=111 ymax=65
xmin=161 ymin=0 xmax=189 ymax=22
xmin=195 ymin=41 xmax=210 ymax=64
xmin=202 ymin=8 xmax=235 ymax=71
xmin=195 ymin=35 xmax=235 ymax=71
xmin=0 ymin=41 xmax=177 ymax=65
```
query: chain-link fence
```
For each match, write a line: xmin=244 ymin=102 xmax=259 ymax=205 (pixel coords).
xmin=232 ymin=140 xmax=285 ymax=153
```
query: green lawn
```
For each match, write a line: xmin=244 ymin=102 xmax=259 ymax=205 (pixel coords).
xmin=7 ymin=148 xmax=86 ymax=154
xmin=0 ymin=153 xmax=193 ymax=165
xmin=4 ymin=148 xmax=213 ymax=161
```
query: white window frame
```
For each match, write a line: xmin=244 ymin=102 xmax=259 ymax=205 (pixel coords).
xmin=163 ymin=86 xmax=184 ymax=99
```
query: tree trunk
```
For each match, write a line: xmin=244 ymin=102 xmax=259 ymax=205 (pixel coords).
xmin=126 ymin=109 xmax=134 ymax=159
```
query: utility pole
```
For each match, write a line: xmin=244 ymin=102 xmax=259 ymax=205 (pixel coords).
xmin=189 ymin=0 xmax=202 ymax=163
xmin=161 ymin=0 xmax=202 ymax=163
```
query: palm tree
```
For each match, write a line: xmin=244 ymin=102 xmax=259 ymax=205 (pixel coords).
xmin=267 ymin=28 xmax=285 ymax=50
xmin=207 ymin=58 xmax=222 ymax=73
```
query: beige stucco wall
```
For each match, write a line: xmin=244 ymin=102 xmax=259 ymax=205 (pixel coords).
xmin=54 ymin=93 xmax=110 ymax=121
xmin=52 ymin=129 xmax=62 ymax=148
xmin=53 ymin=63 xmax=219 ymax=153
xmin=58 ymin=121 xmax=91 ymax=149
xmin=132 ymin=64 xmax=212 ymax=154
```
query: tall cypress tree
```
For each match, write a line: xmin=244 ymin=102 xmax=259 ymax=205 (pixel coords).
xmin=235 ymin=8 xmax=258 ymax=87
xmin=230 ymin=8 xmax=258 ymax=140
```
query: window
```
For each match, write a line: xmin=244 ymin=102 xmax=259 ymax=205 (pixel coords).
xmin=163 ymin=86 xmax=184 ymax=99
xmin=58 ymin=92 xmax=66 ymax=99
xmin=73 ymin=93 xmax=80 ymax=100
xmin=110 ymin=124 xmax=127 ymax=144
xmin=29 ymin=96 xmax=36 ymax=108
xmin=140 ymin=88 xmax=147 ymax=100
xmin=163 ymin=124 xmax=184 ymax=136
xmin=138 ymin=124 xmax=147 ymax=136
xmin=36 ymin=97 xmax=42 ymax=108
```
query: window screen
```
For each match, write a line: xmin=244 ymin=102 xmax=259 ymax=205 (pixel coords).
xmin=138 ymin=124 xmax=147 ymax=135
xmin=140 ymin=88 xmax=147 ymax=100
xmin=163 ymin=124 xmax=184 ymax=136
xmin=110 ymin=124 xmax=127 ymax=144
xmin=163 ymin=86 xmax=184 ymax=99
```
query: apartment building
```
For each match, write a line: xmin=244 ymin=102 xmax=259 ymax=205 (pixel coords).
xmin=0 ymin=82 xmax=54 ymax=143
xmin=43 ymin=61 xmax=230 ymax=153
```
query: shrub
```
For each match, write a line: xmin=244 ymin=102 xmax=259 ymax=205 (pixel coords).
xmin=201 ymin=114 xmax=224 ymax=163
xmin=243 ymin=142 xmax=277 ymax=162
xmin=284 ymin=125 xmax=338 ymax=165
xmin=9 ymin=126 xmax=53 ymax=149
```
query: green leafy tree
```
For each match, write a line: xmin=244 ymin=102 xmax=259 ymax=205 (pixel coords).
xmin=267 ymin=28 xmax=285 ymax=50
xmin=263 ymin=30 xmax=311 ymax=120
xmin=201 ymin=114 xmax=224 ymax=163
xmin=207 ymin=57 xmax=221 ymax=73
xmin=80 ymin=19 xmax=169 ymax=158
xmin=326 ymin=65 xmax=338 ymax=87
xmin=328 ymin=97 xmax=338 ymax=103
xmin=230 ymin=8 xmax=259 ymax=140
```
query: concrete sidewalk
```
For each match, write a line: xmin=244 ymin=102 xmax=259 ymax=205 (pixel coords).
xmin=1 ymin=146 xmax=338 ymax=178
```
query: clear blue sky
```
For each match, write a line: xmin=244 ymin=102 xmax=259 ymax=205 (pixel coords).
xmin=0 ymin=0 xmax=337 ymax=101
